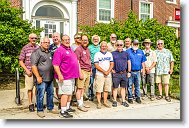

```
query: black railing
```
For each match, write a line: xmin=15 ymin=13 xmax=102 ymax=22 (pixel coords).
xmin=15 ymin=68 xmax=21 ymax=105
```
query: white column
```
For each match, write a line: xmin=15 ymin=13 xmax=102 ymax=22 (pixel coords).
xmin=22 ymin=0 xmax=31 ymax=20
xmin=70 ymin=0 xmax=78 ymax=43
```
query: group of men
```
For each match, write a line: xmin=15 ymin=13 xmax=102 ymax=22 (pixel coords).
xmin=19 ymin=32 xmax=174 ymax=118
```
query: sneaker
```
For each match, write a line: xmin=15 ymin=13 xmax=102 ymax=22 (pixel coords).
xmin=29 ymin=104 xmax=35 ymax=112
xmin=142 ymin=95 xmax=148 ymax=100
xmin=128 ymin=99 xmax=133 ymax=104
xmin=60 ymin=111 xmax=73 ymax=118
xmin=132 ymin=94 xmax=136 ymax=100
xmin=83 ymin=104 xmax=90 ymax=108
xmin=37 ymin=112 xmax=45 ymax=118
xmin=97 ymin=103 xmax=101 ymax=109
xmin=78 ymin=106 xmax=88 ymax=112
xmin=47 ymin=109 xmax=59 ymax=114
xmin=165 ymin=96 xmax=171 ymax=102
xmin=103 ymin=102 xmax=111 ymax=108
xmin=150 ymin=95 xmax=155 ymax=101
xmin=121 ymin=102 xmax=129 ymax=107
xmin=112 ymin=101 xmax=117 ymax=107
xmin=66 ymin=108 xmax=76 ymax=113
xmin=136 ymin=97 xmax=141 ymax=104
xmin=88 ymin=97 xmax=94 ymax=101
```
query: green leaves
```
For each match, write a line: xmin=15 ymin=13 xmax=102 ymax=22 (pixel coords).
xmin=0 ymin=0 xmax=42 ymax=73
xmin=79 ymin=11 xmax=180 ymax=75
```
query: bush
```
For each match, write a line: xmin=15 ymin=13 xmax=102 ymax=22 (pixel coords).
xmin=79 ymin=11 xmax=180 ymax=75
xmin=0 ymin=0 xmax=42 ymax=73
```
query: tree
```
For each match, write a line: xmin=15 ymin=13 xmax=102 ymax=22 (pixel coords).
xmin=79 ymin=11 xmax=180 ymax=75
xmin=0 ymin=0 xmax=42 ymax=73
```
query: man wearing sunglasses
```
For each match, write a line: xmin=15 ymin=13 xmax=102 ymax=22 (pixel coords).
xmin=155 ymin=40 xmax=174 ymax=102
xmin=126 ymin=39 xmax=146 ymax=104
xmin=71 ymin=33 xmax=81 ymax=51
xmin=142 ymin=39 xmax=157 ymax=101
xmin=19 ymin=33 xmax=39 ymax=112
xmin=111 ymin=40 xmax=131 ymax=107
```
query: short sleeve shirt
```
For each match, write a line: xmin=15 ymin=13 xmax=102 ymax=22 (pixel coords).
xmin=155 ymin=48 xmax=174 ymax=75
xmin=88 ymin=44 xmax=100 ymax=64
xmin=52 ymin=44 xmax=80 ymax=80
xmin=107 ymin=43 xmax=116 ymax=52
xmin=75 ymin=45 xmax=91 ymax=71
xmin=49 ymin=43 xmax=60 ymax=58
xmin=143 ymin=49 xmax=157 ymax=73
xmin=19 ymin=43 xmax=39 ymax=72
xmin=112 ymin=50 xmax=130 ymax=73
xmin=31 ymin=47 xmax=53 ymax=82
xmin=126 ymin=48 xmax=147 ymax=71
xmin=94 ymin=51 xmax=113 ymax=76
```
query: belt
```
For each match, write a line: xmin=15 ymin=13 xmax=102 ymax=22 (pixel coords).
xmin=131 ymin=70 xmax=140 ymax=72
xmin=116 ymin=70 xmax=126 ymax=74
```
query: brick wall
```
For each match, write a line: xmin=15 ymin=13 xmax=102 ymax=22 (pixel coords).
xmin=9 ymin=0 xmax=21 ymax=7
xmin=77 ymin=0 xmax=97 ymax=27
xmin=78 ymin=0 xmax=180 ymax=27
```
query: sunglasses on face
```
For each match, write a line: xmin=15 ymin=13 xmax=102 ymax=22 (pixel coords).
xmin=117 ymin=44 xmax=123 ymax=46
xmin=111 ymin=37 xmax=116 ymax=38
xmin=75 ymin=37 xmax=81 ymax=39
xmin=31 ymin=37 xmax=37 ymax=40
xmin=158 ymin=43 xmax=163 ymax=45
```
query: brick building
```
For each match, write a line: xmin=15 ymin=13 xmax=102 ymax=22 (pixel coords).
xmin=10 ymin=0 xmax=180 ymax=42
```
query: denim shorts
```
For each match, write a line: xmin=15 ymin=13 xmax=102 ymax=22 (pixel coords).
xmin=112 ymin=72 xmax=128 ymax=88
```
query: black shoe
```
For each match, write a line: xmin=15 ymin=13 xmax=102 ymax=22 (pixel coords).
xmin=136 ymin=97 xmax=141 ymax=104
xmin=29 ymin=104 xmax=35 ymax=112
xmin=112 ymin=101 xmax=117 ymax=107
xmin=66 ymin=108 xmax=76 ymax=113
xmin=122 ymin=102 xmax=129 ymax=107
xmin=132 ymin=94 xmax=136 ymax=100
xmin=128 ymin=99 xmax=133 ymax=104
xmin=88 ymin=97 xmax=94 ymax=101
xmin=60 ymin=111 xmax=73 ymax=118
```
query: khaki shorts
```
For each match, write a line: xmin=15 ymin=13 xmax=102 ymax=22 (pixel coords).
xmin=156 ymin=74 xmax=170 ymax=84
xmin=76 ymin=70 xmax=90 ymax=89
xmin=24 ymin=74 xmax=34 ymax=90
xmin=94 ymin=75 xmax=112 ymax=93
xmin=56 ymin=79 xmax=75 ymax=95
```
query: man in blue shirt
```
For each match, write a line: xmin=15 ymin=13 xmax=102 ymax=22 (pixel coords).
xmin=126 ymin=39 xmax=146 ymax=104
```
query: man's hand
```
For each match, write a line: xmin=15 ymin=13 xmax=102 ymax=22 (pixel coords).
xmin=26 ymin=69 xmax=32 ymax=77
xmin=103 ymin=71 xmax=110 ymax=77
xmin=169 ymin=69 xmax=173 ymax=75
xmin=142 ymin=69 xmax=146 ymax=76
xmin=145 ymin=67 xmax=150 ymax=74
xmin=58 ymin=74 xmax=64 ymax=83
xmin=79 ymin=72 xmax=84 ymax=80
xmin=37 ymin=76 xmax=42 ymax=84
xmin=127 ymin=72 xmax=131 ymax=78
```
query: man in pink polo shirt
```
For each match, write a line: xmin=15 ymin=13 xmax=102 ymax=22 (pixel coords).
xmin=52 ymin=35 xmax=81 ymax=118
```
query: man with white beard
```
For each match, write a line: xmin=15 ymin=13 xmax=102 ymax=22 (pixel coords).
xmin=126 ymin=39 xmax=146 ymax=104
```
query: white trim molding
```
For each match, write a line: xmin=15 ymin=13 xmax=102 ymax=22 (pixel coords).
xmin=166 ymin=20 xmax=180 ymax=28
xmin=139 ymin=1 xmax=153 ymax=21
xmin=166 ymin=0 xmax=177 ymax=5
xmin=96 ymin=0 xmax=114 ymax=23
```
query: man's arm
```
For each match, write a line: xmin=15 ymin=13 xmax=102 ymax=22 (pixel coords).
xmin=32 ymin=65 xmax=42 ymax=84
xmin=19 ymin=60 xmax=32 ymax=77
xmin=53 ymin=65 xmax=64 ymax=83
xmin=169 ymin=61 xmax=174 ymax=74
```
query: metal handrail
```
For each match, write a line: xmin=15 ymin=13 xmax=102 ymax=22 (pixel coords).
xmin=15 ymin=68 xmax=21 ymax=105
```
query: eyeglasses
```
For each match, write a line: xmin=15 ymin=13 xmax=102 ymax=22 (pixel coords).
xmin=31 ymin=37 xmax=37 ymax=40
xmin=116 ymin=44 xmax=123 ymax=46
xmin=158 ymin=43 xmax=163 ymax=45
xmin=43 ymin=42 xmax=50 ymax=44
xmin=75 ymin=37 xmax=81 ymax=39
xmin=133 ymin=43 xmax=139 ymax=46
xmin=111 ymin=37 xmax=116 ymax=38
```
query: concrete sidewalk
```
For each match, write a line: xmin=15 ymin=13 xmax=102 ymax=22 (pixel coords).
xmin=0 ymin=89 xmax=180 ymax=119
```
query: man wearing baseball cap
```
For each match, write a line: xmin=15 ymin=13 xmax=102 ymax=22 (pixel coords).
xmin=126 ymin=39 xmax=146 ymax=104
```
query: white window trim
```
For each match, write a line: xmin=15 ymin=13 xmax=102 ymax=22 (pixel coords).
xmin=166 ymin=0 xmax=177 ymax=5
xmin=139 ymin=1 xmax=153 ymax=21
xmin=96 ymin=0 xmax=114 ymax=23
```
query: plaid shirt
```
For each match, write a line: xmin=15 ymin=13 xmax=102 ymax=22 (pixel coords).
xmin=19 ymin=43 xmax=39 ymax=72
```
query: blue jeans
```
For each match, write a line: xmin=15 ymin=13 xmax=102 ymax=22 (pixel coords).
xmin=36 ymin=81 xmax=54 ymax=112
xmin=128 ymin=71 xmax=141 ymax=99
xmin=88 ymin=64 xmax=96 ymax=98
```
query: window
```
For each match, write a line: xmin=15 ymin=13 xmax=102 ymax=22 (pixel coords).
xmin=97 ymin=0 xmax=114 ymax=22
xmin=139 ymin=2 xmax=153 ymax=22
xmin=166 ymin=0 xmax=177 ymax=4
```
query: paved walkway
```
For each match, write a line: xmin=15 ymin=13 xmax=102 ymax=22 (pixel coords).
xmin=0 ymin=89 xmax=180 ymax=119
